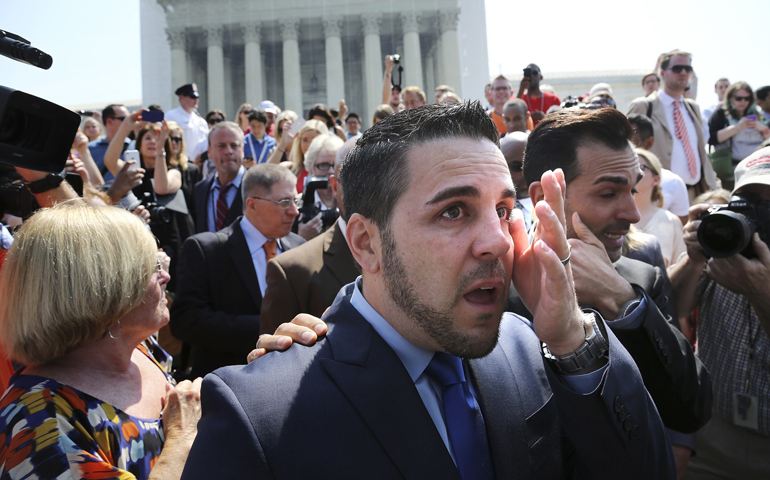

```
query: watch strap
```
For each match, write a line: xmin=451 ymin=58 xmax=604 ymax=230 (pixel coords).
xmin=543 ymin=311 xmax=609 ymax=375
xmin=25 ymin=169 xmax=66 ymax=194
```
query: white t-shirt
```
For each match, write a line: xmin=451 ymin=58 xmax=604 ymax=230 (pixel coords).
xmin=639 ymin=208 xmax=686 ymax=267
xmin=660 ymin=169 xmax=689 ymax=218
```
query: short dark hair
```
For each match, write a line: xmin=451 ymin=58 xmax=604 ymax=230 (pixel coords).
xmin=627 ymin=114 xmax=654 ymax=142
xmin=756 ymin=86 xmax=770 ymax=102
xmin=715 ymin=77 xmax=730 ymax=88
xmin=102 ymin=104 xmax=125 ymax=124
xmin=523 ymin=108 xmax=633 ymax=186
xmin=340 ymin=102 xmax=499 ymax=230
xmin=345 ymin=113 xmax=360 ymax=123
xmin=307 ymin=103 xmax=335 ymax=129
xmin=248 ymin=108 xmax=268 ymax=124
xmin=147 ymin=104 xmax=163 ymax=112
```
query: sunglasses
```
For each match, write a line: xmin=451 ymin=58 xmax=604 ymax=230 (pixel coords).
xmin=170 ymin=136 xmax=183 ymax=143
xmin=111 ymin=116 xmax=126 ymax=122
xmin=207 ymin=117 xmax=224 ymax=125
xmin=240 ymin=110 xmax=253 ymax=115
xmin=667 ymin=65 xmax=693 ymax=74
xmin=733 ymin=96 xmax=751 ymax=102
xmin=591 ymin=98 xmax=616 ymax=107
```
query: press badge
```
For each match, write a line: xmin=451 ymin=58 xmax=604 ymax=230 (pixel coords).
xmin=733 ymin=392 xmax=759 ymax=430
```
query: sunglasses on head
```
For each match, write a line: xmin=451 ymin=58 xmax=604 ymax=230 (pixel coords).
xmin=667 ymin=65 xmax=693 ymax=74
xmin=733 ymin=96 xmax=751 ymax=102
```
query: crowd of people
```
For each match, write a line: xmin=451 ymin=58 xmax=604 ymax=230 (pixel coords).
xmin=0 ymin=48 xmax=769 ymax=479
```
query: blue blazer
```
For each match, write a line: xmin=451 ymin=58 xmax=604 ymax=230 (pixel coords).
xmin=182 ymin=289 xmax=676 ymax=480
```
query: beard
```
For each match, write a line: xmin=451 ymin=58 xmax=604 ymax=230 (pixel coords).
xmin=380 ymin=226 xmax=505 ymax=359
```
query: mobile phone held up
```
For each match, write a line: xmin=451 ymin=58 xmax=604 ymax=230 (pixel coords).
xmin=124 ymin=150 xmax=141 ymax=171
xmin=142 ymin=110 xmax=164 ymax=123
xmin=523 ymin=67 xmax=532 ymax=82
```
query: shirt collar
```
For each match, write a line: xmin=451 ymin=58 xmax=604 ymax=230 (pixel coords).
xmin=350 ymin=277 xmax=434 ymax=383
xmin=240 ymin=215 xmax=271 ymax=255
xmin=337 ymin=217 xmax=348 ymax=242
xmin=211 ymin=165 xmax=246 ymax=192
xmin=658 ymin=89 xmax=682 ymax=106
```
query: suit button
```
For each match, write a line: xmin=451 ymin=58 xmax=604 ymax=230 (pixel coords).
xmin=662 ymin=345 xmax=669 ymax=356
xmin=630 ymin=425 xmax=639 ymax=439
xmin=667 ymin=355 xmax=673 ymax=364
xmin=614 ymin=396 xmax=623 ymax=412
xmin=624 ymin=415 xmax=634 ymax=431
xmin=653 ymin=329 xmax=661 ymax=341
xmin=617 ymin=406 xmax=626 ymax=422
xmin=657 ymin=338 xmax=665 ymax=349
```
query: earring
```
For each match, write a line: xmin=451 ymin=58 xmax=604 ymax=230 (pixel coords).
xmin=108 ymin=321 xmax=121 ymax=340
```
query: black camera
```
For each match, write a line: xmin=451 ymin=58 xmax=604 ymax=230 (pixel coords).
xmin=697 ymin=192 xmax=770 ymax=258
xmin=0 ymin=86 xmax=80 ymax=173
xmin=300 ymin=176 xmax=339 ymax=231
xmin=136 ymin=192 xmax=172 ymax=225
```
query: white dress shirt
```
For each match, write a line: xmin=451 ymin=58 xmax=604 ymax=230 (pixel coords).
xmin=240 ymin=216 xmax=283 ymax=297
xmin=658 ymin=90 xmax=702 ymax=185
xmin=165 ymin=106 xmax=210 ymax=158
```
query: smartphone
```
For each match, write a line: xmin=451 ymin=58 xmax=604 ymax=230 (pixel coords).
xmin=523 ymin=68 xmax=532 ymax=81
xmin=124 ymin=150 xmax=141 ymax=171
xmin=142 ymin=110 xmax=164 ymax=123
xmin=288 ymin=117 xmax=306 ymax=136
xmin=746 ymin=114 xmax=757 ymax=121
xmin=65 ymin=172 xmax=84 ymax=197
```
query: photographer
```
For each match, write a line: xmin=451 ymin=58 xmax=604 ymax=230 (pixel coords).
xmin=670 ymin=148 xmax=770 ymax=478
xmin=294 ymin=135 xmax=343 ymax=241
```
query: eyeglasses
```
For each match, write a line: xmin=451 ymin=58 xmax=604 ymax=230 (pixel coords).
xmin=207 ymin=117 xmax=224 ymax=125
xmin=667 ymin=65 xmax=693 ymax=74
xmin=640 ymin=164 xmax=655 ymax=174
xmin=170 ymin=136 xmax=183 ymax=143
xmin=249 ymin=196 xmax=301 ymax=209
xmin=733 ymin=96 xmax=751 ymax=102
xmin=314 ymin=162 xmax=334 ymax=172
xmin=493 ymin=86 xmax=511 ymax=92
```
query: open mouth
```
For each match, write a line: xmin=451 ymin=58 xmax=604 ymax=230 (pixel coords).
xmin=463 ymin=284 xmax=502 ymax=308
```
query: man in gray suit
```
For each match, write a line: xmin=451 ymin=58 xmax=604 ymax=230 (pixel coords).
xmin=628 ymin=50 xmax=719 ymax=202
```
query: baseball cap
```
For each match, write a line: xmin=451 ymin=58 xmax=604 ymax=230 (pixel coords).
xmin=733 ymin=146 xmax=770 ymax=194
xmin=259 ymin=100 xmax=277 ymax=114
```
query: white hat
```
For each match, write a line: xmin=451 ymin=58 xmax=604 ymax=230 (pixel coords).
xmin=733 ymin=146 xmax=770 ymax=194
xmin=258 ymin=100 xmax=277 ymax=114
xmin=589 ymin=83 xmax=613 ymax=97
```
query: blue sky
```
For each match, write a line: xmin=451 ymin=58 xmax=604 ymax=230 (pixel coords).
xmin=3 ymin=0 xmax=770 ymax=108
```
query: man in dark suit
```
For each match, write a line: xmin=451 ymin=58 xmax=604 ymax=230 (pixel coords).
xmin=260 ymin=137 xmax=359 ymax=334
xmin=190 ymin=121 xmax=245 ymax=233
xmin=170 ymin=163 xmax=305 ymax=377
xmin=182 ymin=103 xmax=675 ymax=479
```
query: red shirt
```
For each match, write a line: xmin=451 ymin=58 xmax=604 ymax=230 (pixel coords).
xmin=518 ymin=91 xmax=561 ymax=126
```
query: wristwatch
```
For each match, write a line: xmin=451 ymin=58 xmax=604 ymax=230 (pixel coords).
xmin=25 ymin=169 xmax=66 ymax=194
xmin=543 ymin=311 xmax=609 ymax=375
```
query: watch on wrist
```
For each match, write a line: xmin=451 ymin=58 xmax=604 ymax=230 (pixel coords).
xmin=543 ymin=311 xmax=609 ymax=375
xmin=25 ymin=169 xmax=66 ymax=194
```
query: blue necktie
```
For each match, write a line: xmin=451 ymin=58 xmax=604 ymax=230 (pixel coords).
xmin=425 ymin=352 xmax=495 ymax=480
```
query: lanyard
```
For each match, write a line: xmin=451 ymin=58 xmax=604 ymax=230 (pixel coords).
xmin=247 ymin=134 xmax=270 ymax=164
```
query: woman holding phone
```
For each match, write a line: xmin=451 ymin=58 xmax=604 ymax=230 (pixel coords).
xmin=709 ymin=81 xmax=770 ymax=165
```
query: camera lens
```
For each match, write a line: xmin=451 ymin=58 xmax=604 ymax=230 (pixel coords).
xmin=698 ymin=210 xmax=755 ymax=258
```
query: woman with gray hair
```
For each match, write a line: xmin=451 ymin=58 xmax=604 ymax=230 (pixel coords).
xmin=0 ymin=203 xmax=201 ymax=480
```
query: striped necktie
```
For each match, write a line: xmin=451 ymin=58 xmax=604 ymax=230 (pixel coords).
xmin=215 ymin=183 xmax=232 ymax=231
xmin=672 ymin=100 xmax=698 ymax=178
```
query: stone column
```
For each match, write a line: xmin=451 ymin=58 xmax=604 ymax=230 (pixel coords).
xmin=401 ymin=12 xmax=423 ymax=91
xmin=323 ymin=16 xmax=345 ymax=108
xmin=361 ymin=13 xmax=382 ymax=120
xmin=280 ymin=18 xmax=303 ymax=114
xmin=241 ymin=22 xmax=264 ymax=107
xmin=439 ymin=9 xmax=462 ymax=98
xmin=166 ymin=27 xmax=188 ymax=107
xmin=205 ymin=25 xmax=226 ymax=111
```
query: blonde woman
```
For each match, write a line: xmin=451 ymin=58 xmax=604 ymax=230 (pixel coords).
xmin=266 ymin=119 xmax=329 ymax=193
xmin=167 ymin=121 xmax=201 ymax=208
xmin=0 ymin=203 xmax=200 ymax=480
xmin=235 ymin=103 xmax=253 ymax=133
xmin=633 ymin=148 xmax=686 ymax=267
xmin=81 ymin=116 xmax=103 ymax=142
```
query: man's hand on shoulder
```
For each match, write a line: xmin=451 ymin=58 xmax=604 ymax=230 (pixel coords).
xmin=247 ymin=314 xmax=328 ymax=363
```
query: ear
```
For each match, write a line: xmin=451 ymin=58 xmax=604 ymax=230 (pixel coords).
xmin=346 ymin=213 xmax=381 ymax=274
xmin=644 ymin=137 xmax=655 ymax=151
xmin=528 ymin=181 xmax=544 ymax=203
xmin=329 ymin=175 xmax=339 ymax=197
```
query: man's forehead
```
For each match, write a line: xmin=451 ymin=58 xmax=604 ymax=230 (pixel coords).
xmin=670 ymin=55 xmax=691 ymax=65
xmin=572 ymin=143 xmax=639 ymax=183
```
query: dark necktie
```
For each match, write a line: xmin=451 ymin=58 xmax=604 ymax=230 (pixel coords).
xmin=425 ymin=352 xmax=495 ymax=480
xmin=215 ymin=183 xmax=232 ymax=231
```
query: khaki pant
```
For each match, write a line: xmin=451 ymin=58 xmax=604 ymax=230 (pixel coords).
xmin=684 ymin=415 xmax=770 ymax=480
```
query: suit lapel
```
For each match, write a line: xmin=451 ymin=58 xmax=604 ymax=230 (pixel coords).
xmin=320 ymin=299 xmax=461 ymax=480
xmin=226 ymin=219 xmax=263 ymax=307
xmin=226 ymin=185 xmax=243 ymax=228
xmin=324 ymin=223 xmax=360 ymax=286
xmin=651 ymin=92 xmax=671 ymax=137
xmin=469 ymin=345 xmax=531 ymax=480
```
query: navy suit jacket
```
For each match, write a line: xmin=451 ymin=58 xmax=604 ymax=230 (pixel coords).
xmin=191 ymin=175 xmax=243 ymax=233
xmin=182 ymin=289 xmax=675 ymax=480
xmin=169 ymin=217 xmax=305 ymax=377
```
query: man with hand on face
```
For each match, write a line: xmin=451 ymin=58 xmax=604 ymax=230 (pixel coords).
xmin=183 ymin=103 xmax=675 ymax=480
xmin=517 ymin=107 xmax=711 ymax=477
xmin=671 ymin=149 xmax=770 ymax=479
xmin=170 ymin=163 xmax=305 ymax=378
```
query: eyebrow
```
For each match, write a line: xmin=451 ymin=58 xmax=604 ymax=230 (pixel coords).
xmin=425 ymin=185 xmax=515 ymax=206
